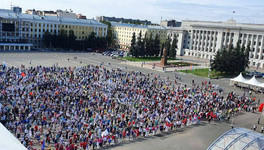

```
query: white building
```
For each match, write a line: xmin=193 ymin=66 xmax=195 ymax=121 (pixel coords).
xmin=111 ymin=22 xmax=167 ymax=50
xmin=168 ymin=19 xmax=264 ymax=68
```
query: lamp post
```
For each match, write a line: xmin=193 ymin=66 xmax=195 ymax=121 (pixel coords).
xmin=209 ymin=59 xmax=213 ymax=79
xmin=208 ymin=68 xmax=211 ymax=79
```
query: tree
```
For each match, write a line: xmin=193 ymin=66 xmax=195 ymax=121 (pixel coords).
xmin=100 ymin=21 xmax=115 ymax=48
xmin=164 ymin=36 xmax=171 ymax=56
xmin=86 ymin=32 xmax=97 ymax=49
xmin=153 ymin=34 xmax=160 ymax=57
xmin=146 ymin=32 xmax=154 ymax=56
xmin=211 ymin=42 xmax=250 ymax=74
xmin=211 ymin=50 xmax=221 ymax=72
xmin=169 ymin=34 xmax=177 ymax=58
xmin=51 ymin=33 xmax=59 ymax=48
xmin=136 ymin=31 xmax=144 ymax=57
xmin=96 ymin=37 xmax=107 ymax=49
xmin=57 ymin=29 xmax=68 ymax=49
xmin=143 ymin=32 xmax=148 ymax=57
xmin=43 ymin=31 xmax=52 ymax=48
xmin=130 ymin=32 xmax=137 ymax=57
xmin=244 ymin=43 xmax=250 ymax=69
xmin=68 ymin=30 xmax=76 ymax=50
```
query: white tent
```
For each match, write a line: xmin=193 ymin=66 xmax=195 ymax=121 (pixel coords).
xmin=230 ymin=73 xmax=248 ymax=85
xmin=0 ymin=123 xmax=27 ymax=150
xmin=245 ymin=76 xmax=262 ymax=87
xmin=260 ymin=83 xmax=264 ymax=88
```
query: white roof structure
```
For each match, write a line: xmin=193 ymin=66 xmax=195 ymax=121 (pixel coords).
xmin=230 ymin=73 xmax=248 ymax=83
xmin=245 ymin=76 xmax=262 ymax=87
xmin=0 ymin=123 xmax=27 ymax=150
xmin=260 ymin=83 xmax=264 ymax=88
xmin=208 ymin=128 xmax=264 ymax=150
xmin=230 ymin=73 xmax=264 ymax=88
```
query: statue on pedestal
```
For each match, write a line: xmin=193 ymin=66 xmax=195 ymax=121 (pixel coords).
xmin=161 ymin=47 xmax=168 ymax=66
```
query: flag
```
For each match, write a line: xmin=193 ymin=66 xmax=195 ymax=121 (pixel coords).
xmin=190 ymin=65 xmax=193 ymax=71
xmin=259 ymin=103 xmax=264 ymax=112
xmin=21 ymin=72 xmax=26 ymax=77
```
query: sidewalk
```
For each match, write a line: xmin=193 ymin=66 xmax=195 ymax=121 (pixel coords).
xmin=122 ymin=61 xmax=209 ymax=73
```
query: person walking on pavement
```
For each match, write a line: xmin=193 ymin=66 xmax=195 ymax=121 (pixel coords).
xmin=253 ymin=124 xmax=257 ymax=131
xmin=231 ymin=123 xmax=235 ymax=129
xmin=261 ymin=127 xmax=264 ymax=133
xmin=258 ymin=117 xmax=261 ymax=125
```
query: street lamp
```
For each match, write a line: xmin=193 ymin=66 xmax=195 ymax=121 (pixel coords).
xmin=209 ymin=58 xmax=213 ymax=79
xmin=208 ymin=68 xmax=211 ymax=79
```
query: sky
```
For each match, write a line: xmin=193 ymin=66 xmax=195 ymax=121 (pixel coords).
xmin=1 ymin=0 xmax=264 ymax=24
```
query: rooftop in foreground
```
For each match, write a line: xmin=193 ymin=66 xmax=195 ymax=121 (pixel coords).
xmin=208 ymin=127 xmax=264 ymax=150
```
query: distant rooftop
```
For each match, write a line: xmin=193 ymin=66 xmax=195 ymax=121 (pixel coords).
xmin=182 ymin=19 xmax=264 ymax=26
xmin=97 ymin=16 xmax=152 ymax=25
xmin=111 ymin=22 xmax=166 ymax=30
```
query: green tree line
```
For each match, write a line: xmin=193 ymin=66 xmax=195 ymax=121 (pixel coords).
xmin=130 ymin=31 xmax=177 ymax=58
xmin=211 ymin=42 xmax=250 ymax=74
xmin=43 ymin=29 xmax=108 ymax=51
xmin=99 ymin=21 xmax=116 ymax=48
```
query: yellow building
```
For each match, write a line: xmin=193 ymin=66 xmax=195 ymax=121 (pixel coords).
xmin=27 ymin=16 xmax=107 ymax=48
xmin=0 ymin=8 xmax=107 ymax=49
xmin=111 ymin=22 xmax=167 ymax=50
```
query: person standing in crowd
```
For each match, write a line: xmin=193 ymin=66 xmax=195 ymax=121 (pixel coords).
xmin=0 ymin=64 xmax=257 ymax=149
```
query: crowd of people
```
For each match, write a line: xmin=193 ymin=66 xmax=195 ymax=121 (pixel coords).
xmin=0 ymin=64 xmax=256 ymax=150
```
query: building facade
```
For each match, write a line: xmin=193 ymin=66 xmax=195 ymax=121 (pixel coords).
xmin=111 ymin=22 xmax=167 ymax=50
xmin=160 ymin=20 xmax=181 ymax=28
xmin=168 ymin=19 xmax=264 ymax=68
xmin=0 ymin=7 xmax=107 ymax=50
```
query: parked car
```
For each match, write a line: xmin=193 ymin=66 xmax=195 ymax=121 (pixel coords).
xmin=245 ymin=71 xmax=264 ymax=78
xmin=87 ymin=48 xmax=93 ymax=52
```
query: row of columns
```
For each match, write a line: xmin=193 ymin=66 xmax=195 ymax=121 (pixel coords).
xmin=192 ymin=30 xmax=217 ymax=52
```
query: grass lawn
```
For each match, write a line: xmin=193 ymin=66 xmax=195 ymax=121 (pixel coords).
xmin=179 ymin=68 xmax=232 ymax=78
xmin=168 ymin=62 xmax=198 ymax=67
xmin=121 ymin=57 xmax=178 ymax=62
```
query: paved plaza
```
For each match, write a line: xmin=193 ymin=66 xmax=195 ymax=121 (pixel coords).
xmin=0 ymin=52 xmax=263 ymax=150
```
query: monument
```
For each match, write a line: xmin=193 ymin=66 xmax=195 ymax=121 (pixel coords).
xmin=161 ymin=47 xmax=168 ymax=66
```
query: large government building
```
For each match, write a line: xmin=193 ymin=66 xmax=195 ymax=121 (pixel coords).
xmin=1 ymin=7 xmax=263 ymax=68
xmin=167 ymin=19 xmax=264 ymax=68
xmin=0 ymin=7 xmax=107 ymax=50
